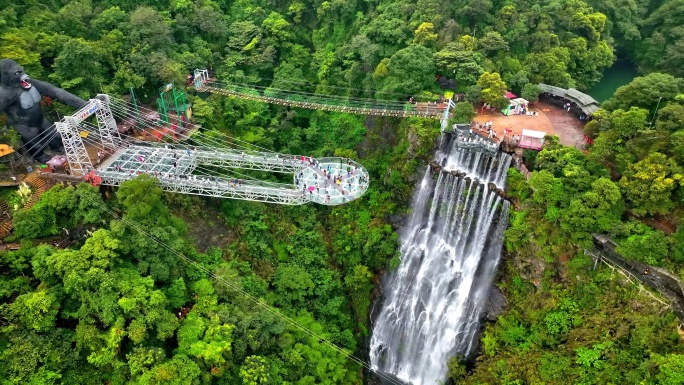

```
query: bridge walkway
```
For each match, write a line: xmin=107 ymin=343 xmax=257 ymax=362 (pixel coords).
xmin=94 ymin=144 xmax=369 ymax=206
xmin=193 ymin=70 xmax=451 ymax=120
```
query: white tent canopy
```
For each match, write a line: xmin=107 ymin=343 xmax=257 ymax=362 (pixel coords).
xmin=521 ymin=129 xmax=546 ymax=139
xmin=510 ymin=98 xmax=528 ymax=106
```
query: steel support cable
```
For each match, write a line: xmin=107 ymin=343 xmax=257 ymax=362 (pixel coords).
xmin=24 ymin=130 xmax=58 ymax=158
xmin=106 ymin=103 xmax=202 ymax=144
xmin=108 ymin=98 xmax=279 ymax=155
xmin=107 ymin=102 xmax=317 ymax=167
xmin=73 ymin=192 xmax=404 ymax=385
xmin=11 ymin=124 xmax=58 ymax=154
xmin=77 ymin=127 xmax=111 ymax=154
xmin=107 ymin=104 xmax=270 ymax=156
xmin=8 ymin=124 xmax=63 ymax=170
xmin=108 ymin=97 xmax=326 ymax=162
xmin=12 ymin=133 xmax=59 ymax=172
xmin=204 ymin=79 xmax=410 ymax=108
xmin=110 ymin=108 xmax=282 ymax=160
xmin=79 ymin=123 xmax=294 ymax=189
xmin=207 ymin=73 xmax=417 ymax=100
xmin=15 ymin=130 xmax=60 ymax=166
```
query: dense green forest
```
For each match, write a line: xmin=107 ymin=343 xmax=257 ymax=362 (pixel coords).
xmin=1 ymin=0 xmax=684 ymax=384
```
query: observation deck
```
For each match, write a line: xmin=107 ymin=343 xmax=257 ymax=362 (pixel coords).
xmin=450 ymin=124 xmax=500 ymax=154
xmin=95 ymin=144 xmax=369 ymax=205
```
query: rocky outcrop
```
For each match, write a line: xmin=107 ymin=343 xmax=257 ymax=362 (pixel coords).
xmin=483 ymin=285 xmax=508 ymax=322
xmin=469 ymin=285 xmax=509 ymax=358
xmin=387 ymin=214 xmax=407 ymax=230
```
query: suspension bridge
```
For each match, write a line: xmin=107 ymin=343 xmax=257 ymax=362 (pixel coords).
xmin=192 ymin=70 xmax=455 ymax=131
xmin=38 ymin=94 xmax=369 ymax=205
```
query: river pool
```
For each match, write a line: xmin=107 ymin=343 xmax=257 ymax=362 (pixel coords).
xmin=587 ymin=60 xmax=639 ymax=102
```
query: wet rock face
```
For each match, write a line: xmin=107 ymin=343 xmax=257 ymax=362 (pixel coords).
xmin=459 ymin=285 xmax=509 ymax=360
xmin=500 ymin=141 xmax=518 ymax=154
xmin=483 ymin=285 xmax=508 ymax=322
xmin=387 ymin=214 xmax=406 ymax=230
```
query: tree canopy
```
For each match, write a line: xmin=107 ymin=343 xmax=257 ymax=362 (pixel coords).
xmin=2 ymin=0 xmax=684 ymax=384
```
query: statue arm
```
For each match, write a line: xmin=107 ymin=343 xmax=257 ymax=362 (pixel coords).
xmin=31 ymin=79 xmax=87 ymax=109
xmin=0 ymin=87 xmax=12 ymax=113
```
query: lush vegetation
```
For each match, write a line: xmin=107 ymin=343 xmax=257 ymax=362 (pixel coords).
xmin=461 ymin=247 xmax=684 ymax=384
xmin=584 ymin=0 xmax=684 ymax=77
xmin=0 ymin=166 xmax=411 ymax=383
xmin=1 ymin=0 xmax=684 ymax=384
xmin=464 ymin=73 xmax=684 ymax=383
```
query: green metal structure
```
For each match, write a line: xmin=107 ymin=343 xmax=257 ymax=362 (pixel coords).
xmin=157 ymin=83 xmax=188 ymax=128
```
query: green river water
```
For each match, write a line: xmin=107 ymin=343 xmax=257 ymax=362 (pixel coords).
xmin=587 ymin=60 xmax=639 ymax=103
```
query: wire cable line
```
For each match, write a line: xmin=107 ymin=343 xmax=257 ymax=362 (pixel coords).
xmin=73 ymin=191 xmax=404 ymax=385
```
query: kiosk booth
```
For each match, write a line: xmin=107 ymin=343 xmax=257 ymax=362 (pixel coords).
xmin=502 ymin=98 xmax=529 ymax=116
xmin=518 ymin=129 xmax=546 ymax=150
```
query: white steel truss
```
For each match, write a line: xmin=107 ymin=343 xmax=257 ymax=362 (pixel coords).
xmin=94 ymin=94 xmax=124 ymax=151
xmin=56 ymin=120 xmax=93 ymax=176
xmin=440 ymin=99 xmax=456 ymax=132
xmin=97 ymin=170 xmax=308 ymax=205
xmin=194 ymin=69 xmax=209 ymax=90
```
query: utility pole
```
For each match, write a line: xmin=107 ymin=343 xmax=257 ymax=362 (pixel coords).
xmin=649 ymin=96 xmax=663 ymax=129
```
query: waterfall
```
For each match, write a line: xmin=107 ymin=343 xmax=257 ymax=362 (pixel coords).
xmin=370 ymin=136 xmax=511 ymax=385
xmin=435 ymin=135 xmax=510 ymax=189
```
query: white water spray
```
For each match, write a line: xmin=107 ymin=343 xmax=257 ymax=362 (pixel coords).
xmin=370 ymin=136 xmax=511 ymax=384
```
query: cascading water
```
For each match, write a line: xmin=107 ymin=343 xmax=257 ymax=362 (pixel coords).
xmin=370 ymin=134 xmax=511 ymax=385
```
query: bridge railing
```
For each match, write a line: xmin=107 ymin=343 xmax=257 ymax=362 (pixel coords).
xmin=316 ymin=156 xmax=370 ymax=190
xmin=198 ymin=79 xmax=448 ymax=118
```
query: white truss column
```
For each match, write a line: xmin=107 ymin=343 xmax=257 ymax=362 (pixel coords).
xmin=94 ymin=94 xmax=124 ymax=151
xmin=194 ymin=69 xmax=209 ymax=89
xmin=57 ymin=119 xmax=93 ymax=176
xmin=441 ymin=99 xmax=456 ymax=132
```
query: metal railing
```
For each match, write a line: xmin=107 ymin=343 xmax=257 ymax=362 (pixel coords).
xmin=197 ymin=79 xmax=447 ymax=119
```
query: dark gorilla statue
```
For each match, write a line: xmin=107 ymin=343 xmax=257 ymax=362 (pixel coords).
xmin=0 ymin=59 xmax=87 ymax=163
